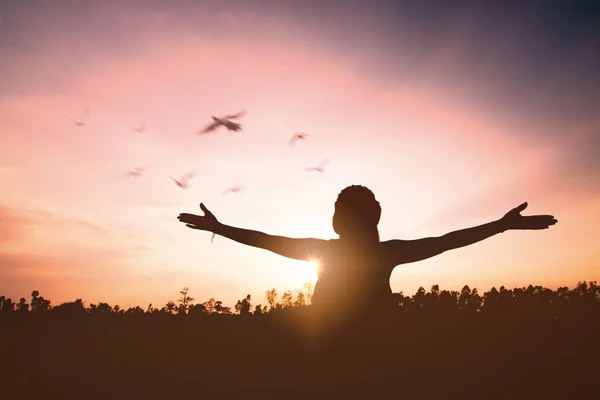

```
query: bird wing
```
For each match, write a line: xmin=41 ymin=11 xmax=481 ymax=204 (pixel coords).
xmin=200 ymin=120 xmax=221 ymax=133
xmin=318 ymin=159 xmax=330 ymax=169
xmin=221 ymin=110 xmax=246 ymax=120
xmin=289 ymin=136 xmax=298 ymax=146
xmin=181 ymin=171 xmax=197 ymax=183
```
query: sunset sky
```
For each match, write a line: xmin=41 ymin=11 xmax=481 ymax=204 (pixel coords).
xmin=1 ymin=0 xmax=599 ymax=309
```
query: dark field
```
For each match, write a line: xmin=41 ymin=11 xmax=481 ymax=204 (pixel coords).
xmin=1 ymin=282 xmax=599 ymax=399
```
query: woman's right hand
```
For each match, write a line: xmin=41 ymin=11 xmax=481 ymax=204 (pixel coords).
xmin=499 ymin=202 xmax=558 ymax=231
xmin=178 ymin=203 xmax=220 ymax=232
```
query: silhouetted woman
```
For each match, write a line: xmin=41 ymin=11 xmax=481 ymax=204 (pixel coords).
xmin=178 ymin=185 xmax=557 ymax=325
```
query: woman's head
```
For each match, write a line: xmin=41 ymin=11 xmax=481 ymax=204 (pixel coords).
xmin=332 ymin=185 xmax=381 ymax=242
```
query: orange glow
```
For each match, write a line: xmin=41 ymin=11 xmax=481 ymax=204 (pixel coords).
xmin=306 ymin=260 xmax=321 ymax=284
xmin=0 ymin=3 xmax=598 ymax=309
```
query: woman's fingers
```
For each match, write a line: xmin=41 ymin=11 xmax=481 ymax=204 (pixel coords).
xmin=532 ymin=215 xmax=558 ymax=225
xmin=513 ymin=202 xmax=528 ymax=214
xmin=521 ymin=215 xmax=558 ymax=229
xmin=200 ymin=203 xmax=215 ymax=218
xmin=178 ymin=213 xmax=203 ymax=224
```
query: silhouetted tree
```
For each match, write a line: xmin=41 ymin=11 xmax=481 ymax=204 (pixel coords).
xmin=482 ymin=287 xmax=500 ymax=313
xmin=30 ymin=290 xmax=51 ymax=312
xmin=266 ymin=289 xmax=278 ymax=310
xmin=214 ymin=300 xmax=231 ymax=314
xmin=294 ymin=292 xmax=306 ymax=307
xmin=281 ymin=291 xmax=294 ymax=308
xmin=88 ymin=302 xmax=112 ymax=315
xmin=458 ymin=285 xmax=482 ymax=312
xmin=16 ymin=297 xmax=29 ymax=313
xmin=2 ymin=280 xmax=599 ymax=324
xmin=52 ymin=299 xmax=86 ymax=316
xmin=253 ymin=304 xmax=266 ymax=315
xmin=413 ymin=287 xmax=427 ymax=309
xmin=203 ymin=298 xmax=216 ymax=314
xmin=91 ymin=302 xmax=113 ymax=314
xmin=394 ymin=292 xmax=411 ymax=308
xmin=126 ymin=306 xmax=145 ymax=315
xmin=178 ymin=287 xmax=194 ymax=314
xmin=0 ymin=296 xmax=15 ymax=313
xmin=235 ymin=294 xmax=252 ymax=316
xmin=189 ymin=303 xmax=207 ymax=315
xmin=302 ymin=281 xmax=314 ymax=304
xmin=163 ymin=301 xmax=177 ymax=315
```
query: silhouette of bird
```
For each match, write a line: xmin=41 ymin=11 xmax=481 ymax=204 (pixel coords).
xmin=197 ymin=111 xmax=247 ymax=135
xmin=223 ymin=186 xmax=245 ymax=195
xmin=124 ymin=167 xmax=147 ymax=178
xmin=304 ymin=159 xmax=330 ymax=174
xmin=134 ymin=123 xmax=147 ymax=133
xmin=289 ymin=132 xmax=311 ymax=147
xmin=64 ymin=109 xmax=90 ymax=126
xmin=169 ymin=171 xmax=197 ymax=189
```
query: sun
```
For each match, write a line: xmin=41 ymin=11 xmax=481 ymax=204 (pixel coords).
xmin=306 ymin=260 xmax=320 ymax=283
xmin=291 ymin=259 xmax=319 ymax=285
xmin=283 ymin=257 xmax=320 ymax=287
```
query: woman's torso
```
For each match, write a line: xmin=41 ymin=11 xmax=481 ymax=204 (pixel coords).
xmin=310 ymin=239 xmax=396 ymax=315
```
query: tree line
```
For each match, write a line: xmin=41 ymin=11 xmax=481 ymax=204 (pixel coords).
xmin=1 ymin=280 xmax=598 ymax=318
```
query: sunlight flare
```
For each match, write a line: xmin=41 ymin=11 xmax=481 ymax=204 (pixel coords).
xmin=307 ymin=260 xmax=320 ymax=283
xmin=286 ymin=259 xmax=319 ymax=286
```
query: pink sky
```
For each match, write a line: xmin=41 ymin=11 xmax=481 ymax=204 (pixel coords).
xmin=0 ymin=1 xmax=598 ymax=308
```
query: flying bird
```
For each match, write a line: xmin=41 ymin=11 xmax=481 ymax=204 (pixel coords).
xmin=134 ymin=123 xmax=147 ymax=133
xmin=222 ymin=186 xmax=245 ymax=195
xmin=289 ymin=132 xmax=312 ymax=147
xmin=304 ymin=159 xmax=330 ymax=174
xmin=64 ymin=109 xmax=90 ymax=126
xmin=169 ymin=171 xmax=197 ymax=189
xmin=124 ymin=167 xmax=147 ymax=178
xmin=197 ymin=111 xmax=247 ymax=135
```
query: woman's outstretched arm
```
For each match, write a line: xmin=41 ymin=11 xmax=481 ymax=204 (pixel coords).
xmin=178 ymin=203 xmax=327 ymax=261
xmin=384 ymin=202 xmax=558 ymax=266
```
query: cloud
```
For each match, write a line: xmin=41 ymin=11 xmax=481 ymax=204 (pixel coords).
xmin=0 ymin=205 xmax=110 ymax=244
xmin=0 ymin=205 xmax=154 ymax=305
xmin=0 ymin=206 xmax=34 ymax=243
xmin=0 ymin=205 xmax=148 ymax=284
xmin=60 ymin=218 xmax=109 ymax=236
xmin=0 ymin=245 xmax=148 ymax=304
